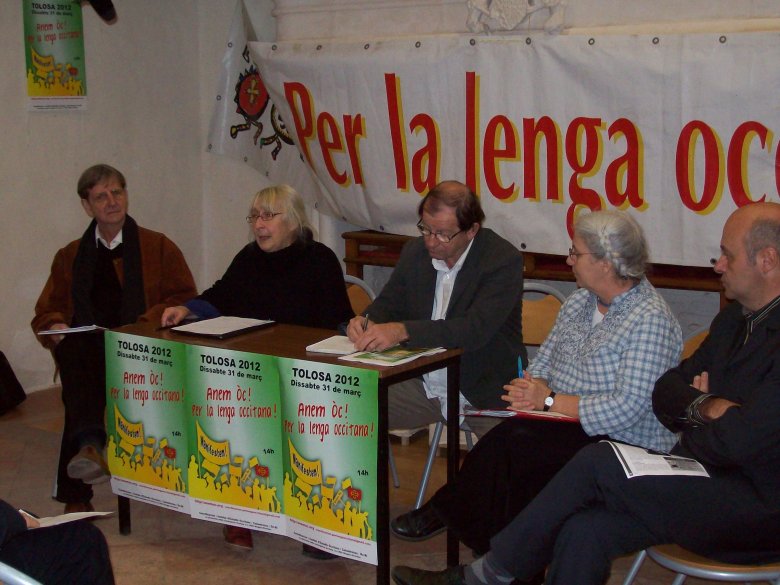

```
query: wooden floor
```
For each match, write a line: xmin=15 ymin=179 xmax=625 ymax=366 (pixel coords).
xmin=0 ymin=387 xmax=719 ymax=584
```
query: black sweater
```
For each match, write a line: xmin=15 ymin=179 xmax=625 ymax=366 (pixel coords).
xmin=194 ymin=238 xmax=354 ymax=330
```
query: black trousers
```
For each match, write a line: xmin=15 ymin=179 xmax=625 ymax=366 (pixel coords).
xmin=0 ymin=520 xmax=115 ymax=584
xmin=430 ymin=418 xmax=599 ymax=554
xmin=53 ymin=333 xmax=108 ymax=504
xmin=487 ymin=442 xmax=780 ymax=585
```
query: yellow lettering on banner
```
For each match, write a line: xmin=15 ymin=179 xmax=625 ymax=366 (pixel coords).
xmin=195 ymin=421 xmax=230 ymax=466
xmin=287 ymin=438 xmax=322 ymax=485
xmin=114 ymin=405 xmax=145 ymax=446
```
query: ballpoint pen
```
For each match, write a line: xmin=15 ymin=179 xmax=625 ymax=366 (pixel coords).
xmin=518 ymin=355 xmax=524 ymax=379
xmin=362 ymin=313 xmax=369 ymax=332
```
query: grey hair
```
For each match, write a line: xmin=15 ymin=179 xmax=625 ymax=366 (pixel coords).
xmin=745 ymin=218 xmax=780 ymax=264
xmin=250 ymin=184 xmax=315 ymax=240
xmin=576 ymin=210 xmax=649 ymax=280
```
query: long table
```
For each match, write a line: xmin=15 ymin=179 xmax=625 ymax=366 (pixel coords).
xmin=109 ymin=321 xmax=463 ymax=585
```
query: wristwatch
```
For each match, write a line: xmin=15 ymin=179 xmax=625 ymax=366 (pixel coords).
xmin=543 ymin=391 xmax=556 ymax=412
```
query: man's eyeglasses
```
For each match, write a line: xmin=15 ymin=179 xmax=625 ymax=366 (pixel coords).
xmin=91 ymin=188 xmax=125 ymax=204
xmin=568 ymin=247 xmax=595 ymax=259
xmin=246 ymin=211 xmax=283 ymax=223
xmin=417 ymin=221 xmax=462 ymax=243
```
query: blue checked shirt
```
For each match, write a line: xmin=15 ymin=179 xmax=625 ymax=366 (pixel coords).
xmin=527 ymin=278 xmax=682 ymax=452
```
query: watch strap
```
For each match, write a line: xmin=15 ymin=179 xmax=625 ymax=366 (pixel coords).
xmin=543 ymin=390 xmax=557 ymax=412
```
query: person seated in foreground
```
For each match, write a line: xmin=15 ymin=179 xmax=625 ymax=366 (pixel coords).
xmin=346 ymin=180 xmax=525 ymax=440
xmin=391 ymin=210 xmax=682 ymax=569
xmin=161 ymin=183 xmax=353 ymax=558
xmin=31 ymin=163 xmax=197 ymax=515
xmin=392 ymin=202 xmax=780 ymax=585
xmin=0 ymin=498 xmax=115 ymax=584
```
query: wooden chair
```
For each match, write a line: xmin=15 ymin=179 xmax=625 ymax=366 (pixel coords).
xmin=622 ymin=545 xmax=780 ymax=585
xmin=521 ymin=282 xmax=567 ymax=348
xmin=681 ymin=327 xmax=709 ymax=360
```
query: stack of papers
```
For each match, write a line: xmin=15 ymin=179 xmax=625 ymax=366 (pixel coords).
xmin=171 ymin=316 xmax=274 ymax=339
xmin=305 ymin=335 xmax=357 ymax=355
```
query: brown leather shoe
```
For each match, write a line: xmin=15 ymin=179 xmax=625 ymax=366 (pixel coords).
xmin=391 ymin=565 xmax=466 ymax=585
xmin=64 ymin=501 xmax=95 ymax=514
xmin=223 ymin=525 xmax=253 ymax=551
xmin=66 ymin=445 xmax=110 ymax=484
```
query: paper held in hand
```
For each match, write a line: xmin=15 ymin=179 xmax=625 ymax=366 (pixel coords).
xmin=463 ymin=407 xmax=579 ymax=423
xmin=37 ymin=324 xmax=107 ymax=335
xmin=604 ymin=440 xmax=710 ymax=478
xmin=19 ymin=509 xmax=114 ymax=527
xmin=339 ymin=345 xmax=446 ymax=367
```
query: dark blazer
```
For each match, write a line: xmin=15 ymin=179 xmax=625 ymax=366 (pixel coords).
xmin=366 ymin=227 xmax=525 ymax=408
xmin=654 ymin=300 xmax=780 ymax=503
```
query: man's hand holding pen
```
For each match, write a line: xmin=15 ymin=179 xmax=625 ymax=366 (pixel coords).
xmin=346 ymin=314 xmax=409 ymax=351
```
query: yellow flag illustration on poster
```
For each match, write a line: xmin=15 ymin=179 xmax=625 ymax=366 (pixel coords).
xmin=284 ymin=437 xmax=373 ymax=541
xmin=187 ymin=421 xmax=281 ymax=513
xmin=108 ymin=404 xmax=186 ymax=493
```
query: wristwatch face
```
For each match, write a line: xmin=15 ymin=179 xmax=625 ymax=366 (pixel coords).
xmin=544 ymin=395 xmax=554 ymax=408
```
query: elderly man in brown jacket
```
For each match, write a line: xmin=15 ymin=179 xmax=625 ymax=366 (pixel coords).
xmin=32 ymin=163 xmax=197 ymax=513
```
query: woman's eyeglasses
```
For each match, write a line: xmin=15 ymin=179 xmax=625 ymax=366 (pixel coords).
xmin=246 ymin=211 xmax=283 ymax=223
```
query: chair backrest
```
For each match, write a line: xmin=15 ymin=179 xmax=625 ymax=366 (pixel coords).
xmin=0 ymin=561 xmax=43 ymax=585
xmin=681 ymin=327 xmax=709 ymax=360
xmin=522 ymin=282 xmax=566 ymax=347
xmin=344 ymin=275 xmax=376 ymax=315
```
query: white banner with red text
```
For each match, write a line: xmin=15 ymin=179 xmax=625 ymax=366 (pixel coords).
xmin=247 ymin=32 xmax=780 ymax=267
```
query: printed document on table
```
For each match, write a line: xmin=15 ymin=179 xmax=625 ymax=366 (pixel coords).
xmin=463 ymin=407 xmax=579 ymax=423
xmin=339 ymin=346 xmax=445 ymax=367
xmin=604 ymin=441 xmax=709 ymax=478
xmin=305 ymin=335 xmax=357 ymax=355
xmin=171 ymin=316 xmax=274 ymax=339
xmin=37 ymin=324 xmax=107 ymax=335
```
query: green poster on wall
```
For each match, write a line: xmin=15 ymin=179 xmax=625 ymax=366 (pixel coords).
xmin=185 ymin=345 xmax=285 ymax=535
xmin=104 ymin=331 xmax=190 ymax=513
xmin=22 ymin=0 xmax=87 ymax=110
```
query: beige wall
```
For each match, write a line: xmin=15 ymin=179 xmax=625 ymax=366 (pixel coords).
xmin=5 ymin=0 xmax=779 ymax=391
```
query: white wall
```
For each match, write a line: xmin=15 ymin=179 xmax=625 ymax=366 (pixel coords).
xmin=5 ymin=0 xmax=777 ymax=392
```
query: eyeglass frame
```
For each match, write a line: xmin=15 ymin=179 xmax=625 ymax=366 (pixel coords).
xmin=246 ymin=211 xmax=284 ymax=223
xmin=416 ymin=220 xmax=463 ymax=243
xmin=568 ymin=246 xmax=596 ymax=260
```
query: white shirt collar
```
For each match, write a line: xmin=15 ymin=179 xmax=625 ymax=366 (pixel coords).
xmin=94 ymin=226 xmax=123 ymax=250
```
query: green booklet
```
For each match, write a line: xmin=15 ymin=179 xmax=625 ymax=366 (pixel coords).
xmin=339 ymin=346 xmax=445 ymax=367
